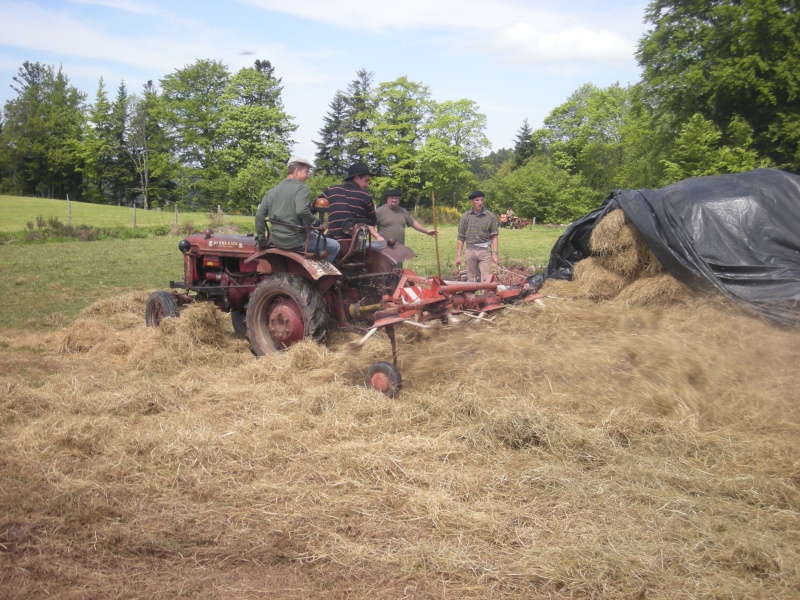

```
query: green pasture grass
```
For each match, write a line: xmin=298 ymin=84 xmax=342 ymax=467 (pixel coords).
xmin=403 ymin=224 xmax=563 ymax=276
xmin=1 ymin=237 xmax=182 ymax=330
xmin=0 ymin=195 xmax=254 ymax=232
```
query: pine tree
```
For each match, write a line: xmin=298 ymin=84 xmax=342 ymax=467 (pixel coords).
xmin=108 ymin=81 xmax=136 ymax=205
xmin=342 ymin=69 xmax=377 ymax=169
xmin=513 ymin=118 xmax=535 ymax=166
xmin=314 ymin=91 xmax=349 ymax=177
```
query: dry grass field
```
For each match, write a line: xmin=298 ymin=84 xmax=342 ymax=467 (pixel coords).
xmin=1 ymin=211 xmax=799 ymax=598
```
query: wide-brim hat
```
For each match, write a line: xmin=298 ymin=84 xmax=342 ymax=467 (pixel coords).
xmin=384 ymin=188 xmax=402 ymax=198
xmin=346 ymin=162 xmax=372 ymax=179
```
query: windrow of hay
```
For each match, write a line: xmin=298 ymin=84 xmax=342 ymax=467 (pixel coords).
xmin=2 ymin=289 xmax=799 ymax=598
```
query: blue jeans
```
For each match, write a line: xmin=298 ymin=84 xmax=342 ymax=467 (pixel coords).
xmin=297 ymin=231 xmax=340 ymax=262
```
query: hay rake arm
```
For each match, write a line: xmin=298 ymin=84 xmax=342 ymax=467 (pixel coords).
xmin=357 ymin=270 xmax=542 ymax=396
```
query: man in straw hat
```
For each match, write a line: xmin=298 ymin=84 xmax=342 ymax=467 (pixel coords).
xmin=455 ymin=190 xmax=499 ymax=282
xmin=255 ymin=156 xmax=340 ymax=262
xmin=376 ymin=188 xmax=436 ymax=247
xmin=319 ymin=161 xmax=383 ymax=242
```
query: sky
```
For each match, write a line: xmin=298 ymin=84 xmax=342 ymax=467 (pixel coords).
xmin=0 ymin=0 xmax=650 ymax=160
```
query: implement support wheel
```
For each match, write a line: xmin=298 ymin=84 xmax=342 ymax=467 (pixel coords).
xmin=365 ymin=361 xmax=402 ymax=397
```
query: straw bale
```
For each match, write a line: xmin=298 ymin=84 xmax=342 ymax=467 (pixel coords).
xmin=588 ymin=208 xmax=631 ymax=254
xmin=589 ymin=209 xmax=664 ymax=280
xmin=595 ymin=243 xmax=642 ymax=276
xmin=568 ymin=257 xmax=630 ymax=300
xmin=613 ymin=273 xmax=693 ymax=307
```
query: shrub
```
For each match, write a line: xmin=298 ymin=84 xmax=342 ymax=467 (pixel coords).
xmin=411 ymin=206 xmax=462 ymax=226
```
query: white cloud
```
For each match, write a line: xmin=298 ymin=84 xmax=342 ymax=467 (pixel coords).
xmin=242 ymin=0 xmax=638 ymax=65
xmin=0 ymin=1 xmax=195 ymax=68
xmin=490 ymin=22 xmax=635 ymax=65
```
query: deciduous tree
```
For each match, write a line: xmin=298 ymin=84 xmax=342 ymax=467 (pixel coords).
xmin=637 ymin=0 xmax=800 ymax=171
xmin=159 ymin=59 xmax=230 ymax=207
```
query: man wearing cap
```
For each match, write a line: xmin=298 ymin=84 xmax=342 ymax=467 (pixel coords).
xmin=255 ymin=156 xmax=340 ymax=262
xmin=456 ymin=190 xmax=499 ymax=282
xmin=319 ymin=162 xmax=383 ymax=242
xmin=376 ymin=188 xmax=436 ymax=246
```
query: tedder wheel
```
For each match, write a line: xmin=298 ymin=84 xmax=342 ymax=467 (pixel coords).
xmin=246 ymin=273 xmax=328 ymax=355
xmin=231 ymin=309 xmax=247 ymax=338
xmin=365 ymin=361 xmax=402 ymax=397
xmin=145 ymin=290 xmax=179 ymax=327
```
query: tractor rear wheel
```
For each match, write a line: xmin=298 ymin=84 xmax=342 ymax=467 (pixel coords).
xmin=365 ymin=361 xmax=402 ymax=397
xmin=231 ymin=309 xmax=247 ymax=338
xmin=145 ymin=291 xmax=179 ymax=327
xmin=246 ymin=274 xmax=328 ymax=355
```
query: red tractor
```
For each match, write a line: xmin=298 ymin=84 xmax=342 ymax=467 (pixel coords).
xmin=145 ymin=219 xmax=540 ymax=396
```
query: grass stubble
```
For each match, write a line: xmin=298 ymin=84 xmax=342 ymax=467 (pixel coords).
xmin=1 ymin=210 xmax=799 ymax=598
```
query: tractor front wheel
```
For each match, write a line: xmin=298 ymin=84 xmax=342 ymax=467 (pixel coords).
xmin=145 ymin=291 xmax=179 ymax=327
xmin=246 ymin=274 xmax=328 ymax=355
xmin=365 ymin=361 xmax=402 ymax=397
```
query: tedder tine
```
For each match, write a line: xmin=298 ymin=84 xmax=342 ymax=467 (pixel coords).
xmin=347 ymin=327 xmax=379 ymax=350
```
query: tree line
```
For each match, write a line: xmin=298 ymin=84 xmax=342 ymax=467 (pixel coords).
xmin=0 ymin=0 xmax=796 ymax=223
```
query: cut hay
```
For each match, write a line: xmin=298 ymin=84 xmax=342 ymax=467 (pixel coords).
xmin=2 ymin=287 xmax=800 ymax=598
xmin=79 ymin=290 xmax=151 ymax=330
xmin=58 ymin=319 xmax=115 ymax=354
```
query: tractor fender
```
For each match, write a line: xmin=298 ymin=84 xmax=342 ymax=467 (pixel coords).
xmin=245 ymin=248 xmax=342 ymax=281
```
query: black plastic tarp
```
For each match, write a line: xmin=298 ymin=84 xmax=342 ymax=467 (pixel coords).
xmin=546 ymin=168 xmax=800 ymax=325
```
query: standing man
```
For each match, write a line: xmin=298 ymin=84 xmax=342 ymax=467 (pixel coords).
xmin=255 ymin=156 xmax=340 ymax=262
xmin=320 ymin=162 xmax=383 ymax=242
xmin=376 ymin=188 xmax=436 ymax=246
xmin=455 ymin=190 xmax=499 ymax=282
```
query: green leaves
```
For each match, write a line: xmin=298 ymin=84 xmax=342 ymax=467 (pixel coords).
xmin=313 ymin=73 xmax=489 ymax=207
xmin=637 ymin=0 xmax=800 ymax=171
xmin=2 ymin=62 xmax=86 ymax=199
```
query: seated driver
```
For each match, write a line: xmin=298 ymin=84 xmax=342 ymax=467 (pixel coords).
xmin=319 ymin=162 xmax=383 ymax=243
xmin=254 ymin=156 xmax=339 ymax=262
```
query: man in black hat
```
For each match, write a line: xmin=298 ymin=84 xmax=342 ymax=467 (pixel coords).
xmin=376 ymin=188 xmax=436 ymax=247
xmin=319 ymin=162 xmax=383 ymax=241
xmin=456 ymin=190 xmax=499 ymax=282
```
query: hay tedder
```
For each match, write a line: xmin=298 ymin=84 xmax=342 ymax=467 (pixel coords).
xmin=145 ymin=218 xmax=541 ymax=396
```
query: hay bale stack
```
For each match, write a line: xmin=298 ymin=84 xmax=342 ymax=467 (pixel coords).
xmin=590 ymin=209 xmax=662 ymax=278
xmin=542 ymin=209 xmax=683 ymax=303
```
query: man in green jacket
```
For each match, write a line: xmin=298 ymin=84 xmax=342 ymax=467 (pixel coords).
xmin=254 ymin=156 xmax=339 ymax=262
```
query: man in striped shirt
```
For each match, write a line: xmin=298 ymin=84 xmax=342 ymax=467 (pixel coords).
xmin=319 ymin=162 xmax=384 ymax=242
xmin=456 ymin=190 xmax=499 ymax=282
